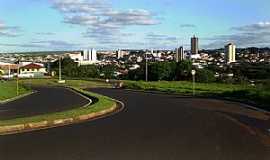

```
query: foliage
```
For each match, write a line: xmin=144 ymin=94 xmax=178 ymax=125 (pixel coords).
xmin=0 ymin=81 xmax=30 ymax=101
xmin=123 ymin=80 xmax=270 ymax=110
xmin=196 ymin=69 xmax=216 ymax=83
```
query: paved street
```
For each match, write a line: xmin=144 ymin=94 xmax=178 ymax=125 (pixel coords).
xmin=0 ymin=88 xmax=269 ymax=160
xmin=0 ymin=87 xmax=89 ymax=120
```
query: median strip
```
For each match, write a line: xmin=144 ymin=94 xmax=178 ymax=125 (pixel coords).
xmin=0 ymin=88 xmax=123 ymax=135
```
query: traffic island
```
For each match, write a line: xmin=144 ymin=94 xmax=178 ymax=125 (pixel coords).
xmin=0 ymin=88 xmax=124 ymax=135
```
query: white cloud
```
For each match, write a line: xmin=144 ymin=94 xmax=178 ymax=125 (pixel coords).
xmin=51 ymin=0 xmax=160 ymax=46
xmin=231 ymin=21 xmax=270 ymax=32
xmin=0 ymin=20 xmax=21 ymax=37
xmin=204 ymin=21 xmax=270 ymax=48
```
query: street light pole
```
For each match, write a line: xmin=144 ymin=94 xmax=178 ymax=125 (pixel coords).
xmin=17 ymin=61 xmax=20 ymax=96
xmin=191 ymin=70 xmax=196 ymax=96
xmin=59 ymin=56 xmax=62 ymax=82
xmin=145 ymin=49 xmax=148 ymax=82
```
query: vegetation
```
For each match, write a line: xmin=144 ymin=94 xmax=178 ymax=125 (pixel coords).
xmin=0 ymin=81 xmax=31 ymax=101
xmin=20 ymin=78 xmax=111 ymax=89
xmin=51 ymin=58 xmax=117 ymax=79
xmin=123 ymin=80 xmax=270 ymax=109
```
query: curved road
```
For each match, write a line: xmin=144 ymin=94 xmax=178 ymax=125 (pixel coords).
xmin=0 ymin=88 xmax=270 ymax=160
xmin=0 ymin=87 xmax=89 ymax=120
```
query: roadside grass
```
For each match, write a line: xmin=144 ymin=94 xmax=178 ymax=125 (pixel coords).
xmin=0 ymin=81 xmax=31 ymax=101
xmin=123 ymin=80 xmax=270 ymax=109
xmin=0 ymin=88 xmax=115 ymax=126
xmin=20 ymin=78 xmax=111 ymax=89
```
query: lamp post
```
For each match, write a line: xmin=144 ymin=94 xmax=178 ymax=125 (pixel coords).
xmin=59 ymin=56 xmax=62 ymax=82
xmin=145 ymin=49 xmax=148 ymax=82
xmin=191 ymin=70 xmax=196 ymax=96
xmin=58 ymin=56 xmax=65 ymax=84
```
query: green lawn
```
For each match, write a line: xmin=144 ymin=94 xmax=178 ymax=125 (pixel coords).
xmin=123 ymin=80 xmax=270 ymax=109
xmin=0 ymin=81 xmax=31 ymax=101
xmin=20 ymin=78 xmax=111 ymax=89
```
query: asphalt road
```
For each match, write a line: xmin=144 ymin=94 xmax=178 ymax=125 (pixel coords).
xmin=0 ymin=88 xmax=269 ymax=160
xmin=0 ymin=87 xmax=89 ymax=120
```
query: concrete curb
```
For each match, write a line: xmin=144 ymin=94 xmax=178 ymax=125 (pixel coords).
xmin=0 ymin=102 xmax=123 ymax=136
xmin=0 ymin=87 xmax=125 ymax=136
xmin=0 ymin=91 xmax=37 ymax=104
xmin=66 ymin=87 xmax=92 ymax=108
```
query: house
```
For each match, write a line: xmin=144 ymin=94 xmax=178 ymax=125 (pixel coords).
xmin=19 ymin=63 xmax=47 ymax=78
xmin=0 ymin=64 xmax=19 ymax=78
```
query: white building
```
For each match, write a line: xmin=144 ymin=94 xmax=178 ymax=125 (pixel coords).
xmin=117 ymin=49 xmax=124 ymax=59
xmin=175 ymin=46 xmax=185 ymax=62
xmin=68 ymin=49 xmax=97 ymax=65
xmin=225 ymin=43 xmax=236 ymax=63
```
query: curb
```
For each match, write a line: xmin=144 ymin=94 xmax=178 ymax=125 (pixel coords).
xmin=0 ymin=102 xmax=123 ymax=136
xmin=66 ymin=87 xmax=93 ymax=108
xmin=0 ymin=91 xmax=37 ymax=104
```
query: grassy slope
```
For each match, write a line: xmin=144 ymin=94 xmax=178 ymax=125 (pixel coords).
xmin=0 ymin=81 xmax=30 ymax=101
xmin=123 ymin=81 xmax=270 ymax=109
xmin=20 ymin=78 xmax=111 ymax=89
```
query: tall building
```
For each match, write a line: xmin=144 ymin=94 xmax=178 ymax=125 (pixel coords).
xmin=117 ymin=49 xmax=123 ymax=59
xmin=175 ymin=46 xmax=185 ymax=62
xmin=225 ymin=43 xmax=236 ymax=63
xmin=91 ymin=48 xmax=97 ymax=61
xmin=191 ymin=35 xmax=199 ymax=54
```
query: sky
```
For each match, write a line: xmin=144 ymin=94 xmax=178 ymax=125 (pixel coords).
xmin=0 ymin=0 xmax=270 ymax=52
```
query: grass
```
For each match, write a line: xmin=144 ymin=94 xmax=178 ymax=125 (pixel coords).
xmin=20 ymin=78 xmax=111 ymax=89
xmin=0 ymin=79 xmax=116 ymax=127
xmin=0 ymin=81 xmax=31 ymax=101
xmin=123 ymin=80 xmax=270 ymax=109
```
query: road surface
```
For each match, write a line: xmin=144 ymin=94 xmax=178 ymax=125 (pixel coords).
xmin=0 ymin=88 xmax=269 ymax=160
xmin=0 ymin=87 xmax=89 ymax=120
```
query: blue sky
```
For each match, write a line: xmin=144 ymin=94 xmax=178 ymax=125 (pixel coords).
xmin=0 ymin=0 xmax=270 ymax=52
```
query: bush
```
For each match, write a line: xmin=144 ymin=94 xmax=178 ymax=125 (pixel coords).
xmin=196 ymin=69 xmax=216 ymax=83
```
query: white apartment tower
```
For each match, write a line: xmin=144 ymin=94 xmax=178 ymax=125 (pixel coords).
xmin=225 ymin=43 xmax=236 ymax=63
xmin=175 ymin=46 xmax=185 ymax=62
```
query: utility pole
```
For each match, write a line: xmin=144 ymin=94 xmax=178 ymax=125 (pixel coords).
xmin=145 ymin=49 xmax=148 ymax=82
xmin=191 ymin=70 xmax=196 ymax=96
xmin=59 ymin=56 xmax=62 ymax=82
xmin=17 ymin=61 xmax=19 ymax=96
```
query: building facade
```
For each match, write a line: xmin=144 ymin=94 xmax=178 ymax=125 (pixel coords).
xmin=68 ymin=49 xmax=97 ymax=65
xmin=175 ymin=46 xmax=185 ymax=62
xmin=225 ymin=43 xmax=236 ymax=63
xmin=191 ymin=35 xmax=199 ymax=55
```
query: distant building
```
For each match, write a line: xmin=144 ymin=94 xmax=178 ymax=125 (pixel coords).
xmin=19 ymin=63 xmax=47 ymax=78
xmin=68 ymin=49 xmax=97 ymax=65
xmin=191 ymin=35 xmax=199 ymax=54
xmin=117 ymin=49 xmax=123 ymax=59
xmin=175 ymin=46 xmax=185 ymax=62
xmin=225 ymin=43 xmax=236 ymax=63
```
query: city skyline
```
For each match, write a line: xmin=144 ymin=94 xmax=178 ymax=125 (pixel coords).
xmin=0 ymin=0 xmax=270 ymax=52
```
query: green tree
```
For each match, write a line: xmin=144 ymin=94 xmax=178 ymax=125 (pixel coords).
xmin=196 ymin=69 xmax=216 ymax=83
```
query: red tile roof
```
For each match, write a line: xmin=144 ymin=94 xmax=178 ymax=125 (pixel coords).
xmin=21 ymin=63 xmax=43 ymax=69
xmin=0 ymin=64 xmax=19 ymax=70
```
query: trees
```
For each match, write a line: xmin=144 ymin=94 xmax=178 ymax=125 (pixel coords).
xmin=175 ymin=60 xmax=192 ymax=80
xmin=148 ymin=62 xmax=176 ymax=81
xmin=196 ymin=69 xmax=216 ymax=83
xmin=99 ymin=65 xmax=117 ymax=79
xmin=51 ymin=57 xmax=99 ymax=78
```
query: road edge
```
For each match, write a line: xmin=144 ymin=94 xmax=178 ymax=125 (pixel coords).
xmin=0 ymin=89 xmax=124 ymax=136
xmin=123 ymin=89 xmax=270 ymax=114
xmin=0 ymin=91 xmax=37 ymax=105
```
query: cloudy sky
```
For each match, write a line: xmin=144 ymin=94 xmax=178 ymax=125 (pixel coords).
xmin=0 ymin=0 xmax=270 ymax=52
